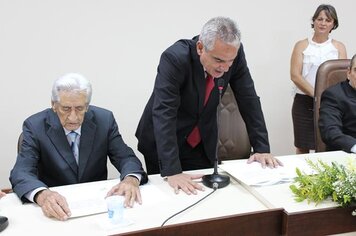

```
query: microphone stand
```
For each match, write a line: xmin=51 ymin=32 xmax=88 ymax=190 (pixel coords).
xmin=202 ymin=79 xmax=230 ymax=189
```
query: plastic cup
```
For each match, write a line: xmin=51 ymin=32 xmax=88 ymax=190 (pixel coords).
xmin=105 ymin=195 xmax=124 ymax=224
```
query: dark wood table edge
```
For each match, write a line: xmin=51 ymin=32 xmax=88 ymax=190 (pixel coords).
xmin=113 ymin=208 xmax=284 ymax=236
xmin=282 ymin=206 xmax=356 ymax=236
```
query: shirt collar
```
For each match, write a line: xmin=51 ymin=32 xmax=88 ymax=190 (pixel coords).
xmin=64 ymin=127 xmax=82 ymax=136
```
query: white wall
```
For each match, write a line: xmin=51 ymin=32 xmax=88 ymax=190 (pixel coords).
xmin=0 ymin=0 xmax=355 ymax=188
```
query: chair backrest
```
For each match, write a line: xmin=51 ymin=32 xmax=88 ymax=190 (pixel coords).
xmin=17 ymin=132 xmax=23 ymax=154
xmin=218 ymin=85 xmax=251 ymax=160
xmin=314 ymin=59 xmax=350 ymax=152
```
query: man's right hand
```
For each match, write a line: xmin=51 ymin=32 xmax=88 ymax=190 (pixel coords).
xmin=167 ymin=173 xmax=205 ymax=195
xmin=0 ymin=190 xmax=5 ymax=199
xmin=35 ymin=189 xmax=71 ymax=221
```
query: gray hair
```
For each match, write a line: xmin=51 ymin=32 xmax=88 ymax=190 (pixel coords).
xmin=51 ymin=73 xmax=92 ymax=104
xmin=199 ymin=16 xmax=241 ymax=51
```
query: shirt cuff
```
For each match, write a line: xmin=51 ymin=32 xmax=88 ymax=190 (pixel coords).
xmin=25 ymin=187 xmax=47 ymax=203
xmin=351 ymin=144 xmax=356 ymax=153
xmin=125 ymin=173 xmax=141 ymax=183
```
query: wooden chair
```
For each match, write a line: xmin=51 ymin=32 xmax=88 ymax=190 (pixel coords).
xmin=314 ymin=59 xmax=350 ymax=152
xmin=1 ymin=133 xmax=24 ymax=194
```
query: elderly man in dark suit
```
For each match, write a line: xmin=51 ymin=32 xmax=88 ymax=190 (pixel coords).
xmin=10 ymin=73 xmax=148 ymax=221
xmin=136 ymin=17 xmax=282 ymax=195
xmin=319 ymin=54 xmax=356 ymax=152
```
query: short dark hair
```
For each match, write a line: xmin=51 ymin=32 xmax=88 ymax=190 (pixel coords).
xmin=350 ymin=54 xmax=356 ymax=69
xmin=311 ymin=4 xmax=339 ymax=32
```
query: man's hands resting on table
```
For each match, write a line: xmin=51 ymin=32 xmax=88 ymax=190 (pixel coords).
xmin=35 ymin=176 xmax=142 ymax=221
xmin=165 ymin=153 xmax=283 ymax=195
xmin=35 ymin=189 xmax=71 ymax=221
xmin=167 ymin=173 xmax=205 ymax=195
xmin=247 ymin=153 xmax=283 ymax=168
xmin=106 ymin=176 xmax=142 ymax=208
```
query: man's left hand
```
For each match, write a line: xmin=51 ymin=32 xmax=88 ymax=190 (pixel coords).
xmin=106 ymin=176 xmax=141 ymax=208
xmin=247 ymin=153 xmax=283 ymax=168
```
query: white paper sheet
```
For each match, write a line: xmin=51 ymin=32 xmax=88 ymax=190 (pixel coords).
xmin=219 ymin=156 xmax=314 ymax=187
xmin=52 ymin=179 xmax=168 ymax=218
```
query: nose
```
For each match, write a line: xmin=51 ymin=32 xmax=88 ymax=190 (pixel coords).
xmin=68 ymin=109 xmax=78 ymax=121
xmin=219 ymin=62 xmax=232 ymax=72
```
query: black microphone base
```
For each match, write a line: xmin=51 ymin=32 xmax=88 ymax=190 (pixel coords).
xmin=202 ymin=173 xmax=230 ymax=189
xmin=0 ymin=216 xmax=8 ymax=232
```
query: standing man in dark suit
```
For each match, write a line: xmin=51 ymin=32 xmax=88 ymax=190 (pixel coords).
xmin=136 ymin=17 xmax=282 ymax=195
xmin=319 ymin=54 xmax=356 ymax=152
xmin=10 ymin=73 xmax=148 ymax=221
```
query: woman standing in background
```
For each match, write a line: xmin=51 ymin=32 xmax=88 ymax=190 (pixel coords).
xmin=290 ymin=4 xmax=347 ymax=154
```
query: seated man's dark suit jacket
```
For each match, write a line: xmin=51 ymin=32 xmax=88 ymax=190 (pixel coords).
xmin=136 ymin=36 xmax=270 ymax=177
xmin=319 ymin=80 xmax=356 ymax=152
xmin=10 ymin=105 xmax=148 ymax=201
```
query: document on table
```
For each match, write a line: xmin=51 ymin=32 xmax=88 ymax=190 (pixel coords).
xmin=51 ymin=179 xmax=116 ymax=218
xmin=219 ymin=156 xmax=314 ymax=187
xmin=51 ymin=179 xmax=167 ymax=218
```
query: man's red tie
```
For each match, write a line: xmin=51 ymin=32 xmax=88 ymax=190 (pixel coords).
xmin=187 ymin=75 xmax=214 ymax=148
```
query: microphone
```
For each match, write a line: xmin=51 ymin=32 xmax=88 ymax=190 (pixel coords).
xmin=0 ymin=216 xmax=8 ymax=232
xmin=202 ymin=78 xmax=230 ymax=189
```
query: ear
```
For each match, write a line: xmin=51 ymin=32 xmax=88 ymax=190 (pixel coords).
xmin=51 ymin=101 xmax=57 ymax=112
xmin=347 ymin=67 xmax=351 ymax=79
xmin=196 ymin=41 xmax=204 ymax=55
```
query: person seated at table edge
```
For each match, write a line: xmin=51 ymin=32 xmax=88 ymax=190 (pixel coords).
xmin=319 ymin=54 xmax=356 ymax=152
xmin=10 ymin=73 xmax=148 ymax=221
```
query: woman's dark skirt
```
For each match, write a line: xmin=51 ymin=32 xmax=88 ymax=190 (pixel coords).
xmin=292 ymin=94 xmax=315 ymax=149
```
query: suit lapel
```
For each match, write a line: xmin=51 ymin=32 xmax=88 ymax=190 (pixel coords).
xmin=195 ymin=68 xmax=206 ymax=113
xmin=191 ymin=39 xmax=206 ymax=113
xmin=78 ymin=109 xmax=96 ymax=181
xmin=46 ymin=110 xmax=78 ymax=176
xmin=344 ymin=80 xmax=356 ymax=101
